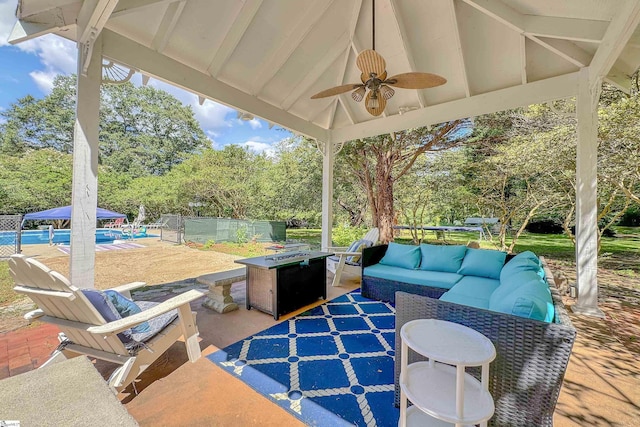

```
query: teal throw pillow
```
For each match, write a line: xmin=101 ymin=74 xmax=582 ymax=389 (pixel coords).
xmin=457 ymin=248 xmax=507 ymax=280
xmin=419 ymin=244 xmax=467 ymax=273
xmin=379 ymin=242 xmax=421 ymax=270
xmin=105 ymin=290 xmax=150 ymax=333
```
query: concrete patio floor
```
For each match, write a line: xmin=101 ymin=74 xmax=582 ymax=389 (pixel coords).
xmin=2 ymin=275 xmax=639 ymax=426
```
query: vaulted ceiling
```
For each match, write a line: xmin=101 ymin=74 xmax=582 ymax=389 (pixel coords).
xmin=10 ymin=0 xmax=640 ymax=143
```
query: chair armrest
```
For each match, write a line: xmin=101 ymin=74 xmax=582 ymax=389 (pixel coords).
xmin=325 ymin=246 xmax=349 ymax=252
xmin=87 ymin=290 xmax=205 ymax=335
xmin=332 ymin=251 xmax=362 ymax=257
xmin=108 ymin=281 xmax=147 ymax=296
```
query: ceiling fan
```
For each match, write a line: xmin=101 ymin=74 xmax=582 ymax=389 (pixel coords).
xmin=310 ymin=0 xmax=447 ymax=116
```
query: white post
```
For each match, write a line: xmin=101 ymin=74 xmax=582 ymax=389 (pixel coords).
xmin=320 ymin=140 xmax=334 ymax=251
xmin=70 ymin=35 xmax=102 ymax=288
xmin=573 ymin=67 xmax=604 ymax=317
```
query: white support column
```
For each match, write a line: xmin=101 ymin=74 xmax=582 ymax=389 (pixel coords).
xmin=573 ymin=67 xmax=604 ymax=317
xmin=70 ymin=35 xmax=102 ymax=288
xmin=319 ymin=140 xmax=335 ymax=251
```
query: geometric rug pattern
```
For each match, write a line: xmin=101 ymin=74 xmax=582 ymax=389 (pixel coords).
xmin=208 ymin=290 xmax=399 ymax=426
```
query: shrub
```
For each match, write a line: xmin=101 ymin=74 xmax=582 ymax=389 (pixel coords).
xmin=332 ymin=225 xmax=368 ymax=247
xmin=525 ymin=219 xmax=564 ymax=234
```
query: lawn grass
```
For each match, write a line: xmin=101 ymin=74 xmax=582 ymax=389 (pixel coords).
xmin=286 ymin=227 xmax=640 ymax=273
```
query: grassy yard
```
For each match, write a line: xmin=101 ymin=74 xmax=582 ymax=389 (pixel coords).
xmin=287 ymin=227 xmax=640 ymax=274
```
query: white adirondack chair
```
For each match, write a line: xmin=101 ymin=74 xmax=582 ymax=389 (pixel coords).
xmin=326 ymin=228 xmax=380 ymax=287
xmin=9 ymin=254 xmax=203 ymax=392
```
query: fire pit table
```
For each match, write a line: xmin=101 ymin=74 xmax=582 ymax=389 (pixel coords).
xmin=235 ymin=251 xmax=333 ymax=320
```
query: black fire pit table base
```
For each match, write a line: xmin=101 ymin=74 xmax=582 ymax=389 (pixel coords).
xmin=235 ymin=251 xmax=333 ymax=320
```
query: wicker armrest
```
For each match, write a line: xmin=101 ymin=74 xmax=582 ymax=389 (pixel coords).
xmin=88 ymin=290 xmax=205 ymax=335
xmin=362 ymin=244 xmax=388 ymax=268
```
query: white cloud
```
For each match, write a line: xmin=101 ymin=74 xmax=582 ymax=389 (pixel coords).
xmin=29 ymin=70 xmax=57 ymax=92
xmin=237 ymin=140 xmax=275 ymax=156
xmin=0 ymin=0 xmax=18 ymax=47
xmin=247 ymin=118 xmax=262 ymax=129
xmin=147 ymin=79 xmax=235 ymax=131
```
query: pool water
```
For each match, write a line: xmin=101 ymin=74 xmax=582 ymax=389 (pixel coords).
xmin=1 ymin=229 xmax=154 ymax=245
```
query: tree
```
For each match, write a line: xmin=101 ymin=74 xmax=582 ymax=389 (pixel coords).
xmin=100 ymin=83 xmax=209 ymax=176
xmin=0 ymin=75 xmax=209 ymax=176
xmin=338 ymin=121 xmax=467 ymax=243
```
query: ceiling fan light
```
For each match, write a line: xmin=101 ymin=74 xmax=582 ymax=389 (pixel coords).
xmin=351 ymin=86 xmax=366 ymax=102
xmin=367 ymin=90 xmax=380 ymax=109
xmin=379 ymin=85 xmax=395 ymax=100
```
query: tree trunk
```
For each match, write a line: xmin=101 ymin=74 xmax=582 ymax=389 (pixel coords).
xmin=375 ymin=149 xmax=395 ymax=243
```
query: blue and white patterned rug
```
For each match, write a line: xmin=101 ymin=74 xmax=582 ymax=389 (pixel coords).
xmin=208 ymin=290 xmax=399 ymax=426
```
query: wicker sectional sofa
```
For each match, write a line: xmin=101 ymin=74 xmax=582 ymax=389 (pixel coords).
xmin=360 ymin=243 xmax=576 ymax=426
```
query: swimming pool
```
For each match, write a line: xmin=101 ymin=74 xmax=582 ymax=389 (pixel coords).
xmin=1 ymin=229 xmax=155 ymax=245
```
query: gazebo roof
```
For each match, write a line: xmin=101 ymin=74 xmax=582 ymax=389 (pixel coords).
xmin=10 ymin=0 xmax=640 ymax=143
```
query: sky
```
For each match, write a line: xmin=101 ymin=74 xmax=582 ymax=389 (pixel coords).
xmin=0 ymin=0 xmax=293 ymax=154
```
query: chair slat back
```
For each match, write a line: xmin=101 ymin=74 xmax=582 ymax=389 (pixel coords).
xmin=10 ymin=255 xmax=106 ymax=325
xmin=363 ymin=227 xmax=380 ymax=244
xmin=10 ymin=255 xmax=128 ymax=355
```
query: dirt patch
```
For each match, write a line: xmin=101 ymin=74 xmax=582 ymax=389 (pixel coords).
xmin=1 ymin=238 xmax=242 ymax=332
xmin=23 ymin=238 xmax=241 ymax=289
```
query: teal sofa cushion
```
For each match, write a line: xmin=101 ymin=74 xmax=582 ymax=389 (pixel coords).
xmin=363 ymin=264 xmax=463 ymax=289
xmin=501 ymin=258 xmax=543 ymax=281
xmin=489 ymin=280 xmax=554 ymax=322
xmin=440 ymin=292 xmax=490 ymax=310
xmin=379 ymin=242 xmax=421 ymax=270
xmin=457 ymin=248 xmax=507 ymax=280
xmin=419 ymin=244 xmax=467 ymax=273
xmin=447 ymin=276 xmax=501 ymax=299
xmin=501 ymin=251 xmax=545 ymax=281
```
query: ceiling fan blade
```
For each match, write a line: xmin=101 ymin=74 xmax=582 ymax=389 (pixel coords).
xmin=356 ymin=49 xmax=386 ymax=78
xmin=386 ymin=72 xmax=447 ymax=89
xmin=310 ymin=84 xmax=362 ymax=99
xmin=365 ymin=90 xmax=386 ymax=116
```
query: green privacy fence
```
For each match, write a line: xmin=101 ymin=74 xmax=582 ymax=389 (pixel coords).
xmin=182 ymin=217 xmax=286 ymax=243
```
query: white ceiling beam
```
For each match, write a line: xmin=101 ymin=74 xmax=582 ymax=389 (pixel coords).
xmin=338 ymin=96 xmax=357 ymax=124
xmin=77 ymin=0 xmax=119 ymax=75
xmin=327 ymin=98 xmax=339 ymax=129
xmin=524 ymin=16 xmax=608 ymax=43
xmin=77 ymin=0 xmax=118 ymax=44
xmin=282 ymin=32 xmax=350 ymax=110
xmin=589 ymin=0 xmax=640 ymax=83
xmin=462 ymin=0 xmax=607 ymax=43
xmin=206 ymin=0 xmax=263 ymax=78
xmin=9 ymin=2 xmax=81 ymax=44
xmin=519 ymin=34 xmax=527 ymax=84
xmin=151 ymin=0 xmax=186 ymax=52
xmin=534 ymin=37 xmax=591 ymax=67
xmin=389 ymin=0 xmax=425 ymax=107
xmin=111 ymin=0 xmax=178 ymax=18
xmin=337 ymin=0 xmax=362 ymax=87
xmin=330 ymin=72 xmax=579 ymax=143
xmin=448 ymin=0 xmax=471 ymax=97
xmin=102 ymin=30 xmax=327 ymax=141
xmin=251 ymin=0 xmax=335 ymax=95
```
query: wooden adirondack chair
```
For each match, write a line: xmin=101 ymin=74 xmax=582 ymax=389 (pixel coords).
xmin=9 ymin=254 xmax=203 ymax=391
xmin=326 ymin=228 xmax=380 ymax=287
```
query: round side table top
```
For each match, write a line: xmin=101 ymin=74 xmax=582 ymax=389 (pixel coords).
xmin=400 ymin=318 xmax=496 ymax=365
